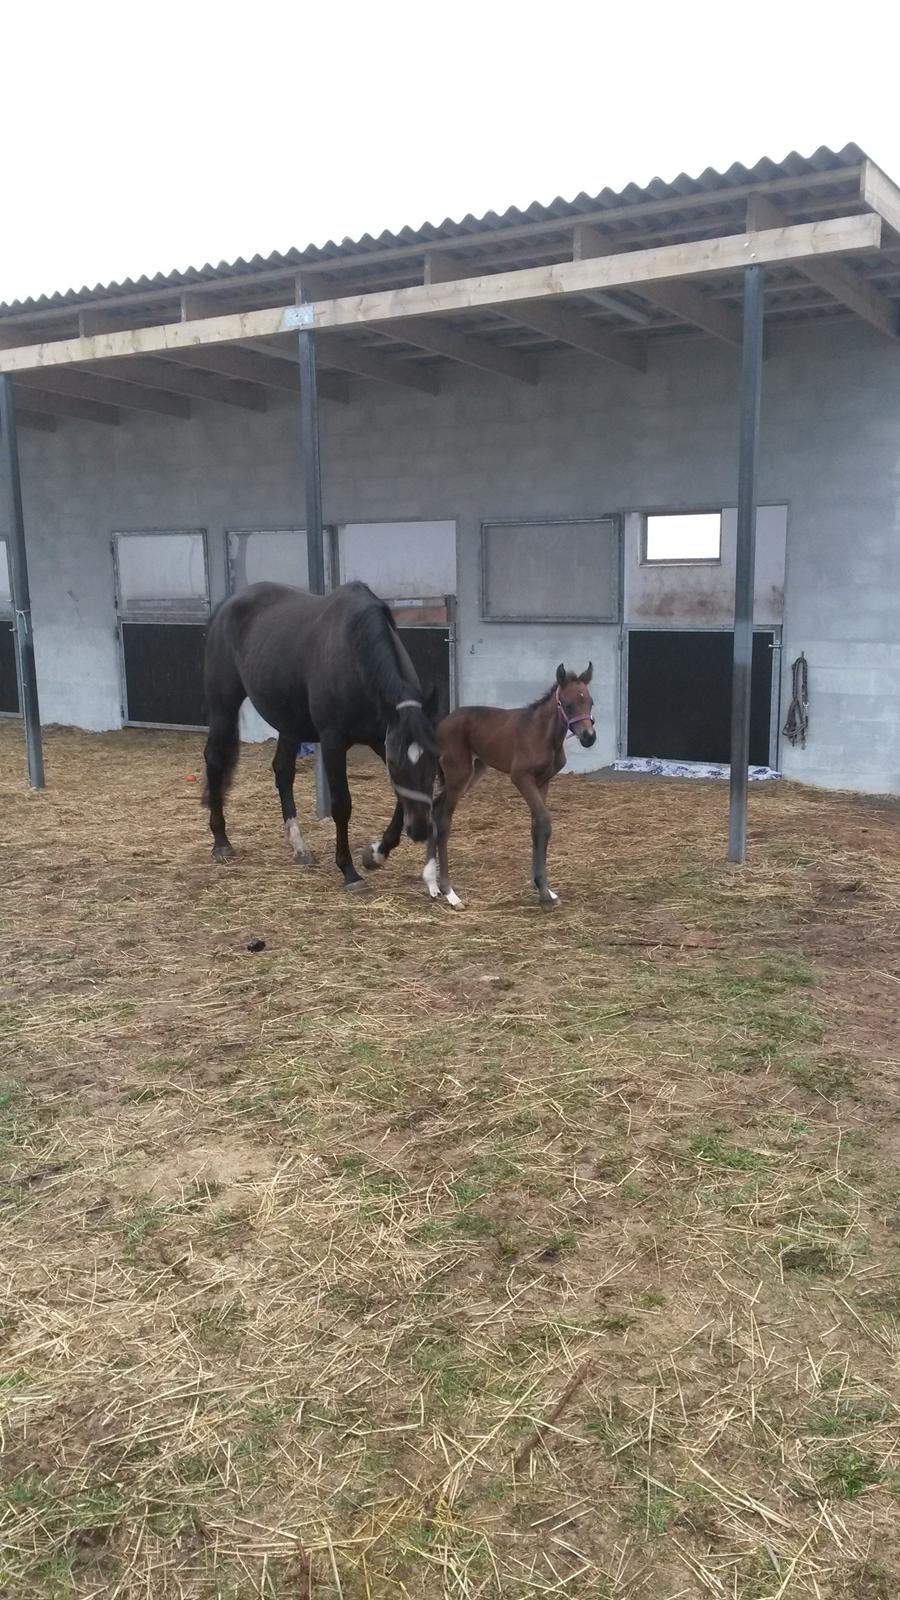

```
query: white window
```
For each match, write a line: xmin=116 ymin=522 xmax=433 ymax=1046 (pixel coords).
xmin=0 ymin=538 xmax=11 ymax=609
xmin=113 ymin=531 xmax=208 ymax=616
xmin=644 ymin=512 xmax=722 ymax=564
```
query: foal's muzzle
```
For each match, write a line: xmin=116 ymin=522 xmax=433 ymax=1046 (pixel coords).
xmin=578 ymin=725 xmax=597 ymax=748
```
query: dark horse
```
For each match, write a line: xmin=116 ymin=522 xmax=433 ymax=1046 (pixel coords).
xmin=203 ymin=581 xmax=439 ymax=889
xmin=424 ymin=663 xmax=595 ymax=907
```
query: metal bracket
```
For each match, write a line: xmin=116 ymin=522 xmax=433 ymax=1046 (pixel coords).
xmin=283 ymin=305 xmax=315 ymax=330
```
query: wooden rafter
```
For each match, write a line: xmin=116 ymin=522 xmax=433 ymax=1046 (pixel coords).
xmin=13 ymin=387 xmax=120 ymax=425
xmin=501 ymin=299 xmax=646 ymax=371
xmin=574 ymin=221 xmax=742 ymax=345
xmin=747 ymin=193 xmax=898 ymax=339
xmin=96 ymin=356 xmax=268 ymax=410
xmin=383 ymin=317 xmax=538 ymax=384
xmin=14 ymin=367 xmax=191 ymax=419
xmin=161 ymin=345 xmax=350 ymax=402
xmin=258 ymin=335 xmax=440 ymax=396
xmin=0 ymin=215 xmax=882 ymax=376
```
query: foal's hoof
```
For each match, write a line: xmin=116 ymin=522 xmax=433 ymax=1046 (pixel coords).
xmin=538 ymin=889 xmax=560 ymax=909
xmin=212 ymin=843 xmax=235 ymax=863
xmin=344 ymin=877 xmax=367 ymax=894
xmin=292 ymin=846 xmax=315 ymax=867
xmin=362 ymin=841 xmax=385 ymax=871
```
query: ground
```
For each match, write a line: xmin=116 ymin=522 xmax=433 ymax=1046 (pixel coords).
xmin=1 ymin=724 xmax=899 ymax=1600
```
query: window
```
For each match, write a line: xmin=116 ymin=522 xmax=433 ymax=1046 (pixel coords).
xmin=481 ymin=517 xmax=620 ymax=622
xmin=0 ymin=537 xmax=11 ymax=608
xmin=114 ymin=530 xmax=209 ymax=616
xmin=644 ymin=512 xmax=722 ymax=564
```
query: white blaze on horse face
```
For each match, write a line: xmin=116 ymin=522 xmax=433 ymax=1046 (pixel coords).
xmin=423 ymin=858 xmax=441 ymax=899
xmin=407 ymin=742 xmax=423 ymax=766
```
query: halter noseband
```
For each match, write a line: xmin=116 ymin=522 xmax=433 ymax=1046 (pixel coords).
xmin=390 ymin=703 xmax=432 ymax=805
xmin=556 ymin=688 xmax=594 ymax=736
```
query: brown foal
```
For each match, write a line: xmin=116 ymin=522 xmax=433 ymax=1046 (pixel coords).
xmin=424 ymin=663 xmax=595 ymax=907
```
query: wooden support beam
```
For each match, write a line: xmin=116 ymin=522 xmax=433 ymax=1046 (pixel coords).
xmin=860 ymin=159 xmax=900 ymax=240
xmin=0 ymin=215 xmax=881 ymax=375
xmin=162 ymin=344 xmax=349 ymax=401
xmin=500 ymin=299 xmax=645 ymax=371
xmin=95 ymin=356 xmax=268 ymax=410
xmin=384 ymin=317 xmax=539 ymax=383
xmin=262 ymin=334 xmax=440 ymax=395
xmin=14 ymin=366 xmax=191 ymax=418
xmin=747 ymin=193 xmax=897 ymax=338
xmin=575 ymin=221 xmax=740 ymax=341
xmin=16 ymin=409 xmax=58 ymax=432
xmin=12 ymin=387 xmax=120 ymax=425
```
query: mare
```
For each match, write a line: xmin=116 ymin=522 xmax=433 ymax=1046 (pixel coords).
xmin=202 ymin=581 xmax=438 ymax=889
xmin=424 ymin=663 xmax=595 ymax=907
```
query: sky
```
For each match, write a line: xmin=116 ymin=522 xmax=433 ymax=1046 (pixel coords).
xmin=3 ymin=1 xmax=900 ymax=306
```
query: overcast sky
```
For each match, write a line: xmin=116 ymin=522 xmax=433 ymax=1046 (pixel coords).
xmin=4 ymin=2 xmax=899 ymax=305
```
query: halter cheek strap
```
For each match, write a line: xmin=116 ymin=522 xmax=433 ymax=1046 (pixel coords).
xmin=396 ymin=700 xmax=422 ymax=710
xmin=393 ymin=783 xmax=434 ymax=806
xmin=556 ymin=689 xmax=595 ymax=735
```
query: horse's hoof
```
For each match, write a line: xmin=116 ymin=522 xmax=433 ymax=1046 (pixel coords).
xmin=344 ymin=878 xmax=366 ymax=894
xmin=539 ymin=890 xmax=560 ymax=909
xmin=445 ymin=888 xmax=463 ymax=908
xmin=212 ymin=843 xmax=235 ymax=863
xmin=362 ymin=841 xmax=385 ymax=871
xmin=292 ymin=847 xmax=315 ymax=866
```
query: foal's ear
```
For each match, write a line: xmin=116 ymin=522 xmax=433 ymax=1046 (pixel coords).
xmin=555 ymin=662 xmax=567 ymax=687
xmin=580 ymin=661 xmax=594 ymax=685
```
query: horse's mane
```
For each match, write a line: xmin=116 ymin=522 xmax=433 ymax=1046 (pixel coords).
xmin=526 ymin=671 xmax=579 ymax=712
xmin=349 ymin=587 xmax=420 ymax=714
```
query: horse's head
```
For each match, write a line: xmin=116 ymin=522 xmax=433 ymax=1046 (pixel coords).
xmin=555 ymin=662 xmax=596 ymax=747
xmin=385 ymin=687 xmax=439 ymax=842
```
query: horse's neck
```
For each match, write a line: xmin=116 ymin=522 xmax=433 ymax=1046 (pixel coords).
xmin=530 ymin=693 xmax=564 ymax=751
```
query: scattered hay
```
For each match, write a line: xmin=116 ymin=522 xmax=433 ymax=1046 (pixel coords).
xmin=1 ymin=724 xmax=899 ymax=1598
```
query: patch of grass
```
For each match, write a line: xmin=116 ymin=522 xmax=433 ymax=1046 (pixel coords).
xmin=627 ymin=1487 xmax=673 ymax=1536
xmin=819 ymin=1449 xmax=882 ymax=1500
xmin=780 ymin=1244 xmax=842 ymax=1275
xmin=688 ymin=1133 xmax=767 ymax=1171
xmin=122 ymin=1205 xmax=166 ymax=1257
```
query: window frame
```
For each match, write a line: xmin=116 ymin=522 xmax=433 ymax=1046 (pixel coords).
xmin=480 ymin=514 xmax=622 ymax=624
xmin=641 ymin=509 xmax=723 ymax=567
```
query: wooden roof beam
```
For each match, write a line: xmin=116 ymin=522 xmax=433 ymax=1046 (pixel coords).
xmin=0 ymin=214 xmax=882 ymax=374
xmin=12 ymin=386 xmax=120 ymax=425
xmin=383 ymin=317 xmax=538 ymax=383
xmin=96 ymin=355 xmax=268 ymax=410
xmin=860 ymin=159 xmax=900 ymax=240
xmin=161 ymin=344 xmax=350 ymax=402
xmin=257 ymin=335 xmax=441 ymax=395
xmin=501 ymin=300 xmax=646 ymax=371
xmin=747 ymin=193 xmax=898 ymax=338
xmin=14 ymin=366 xmax=191 ymax=419
xmin=575 ymin=221 xmax=742 ymax=345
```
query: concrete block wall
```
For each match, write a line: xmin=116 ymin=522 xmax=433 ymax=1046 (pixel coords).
xmin=1 ymin=319 xmax=898 ymax=794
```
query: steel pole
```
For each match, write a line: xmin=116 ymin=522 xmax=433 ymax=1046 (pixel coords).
xmin=297 ymin=325 xmax=330 ymax=819
xmin=0 ymin=375 xmax=45 ymax=789
xmin=727 ymin=264 xmax=765 ymax=863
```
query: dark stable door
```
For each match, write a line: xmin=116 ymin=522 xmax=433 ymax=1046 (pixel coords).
xmin=0 ymin=622 xmax=19 ymax=714
xmin=627 ymin=630 xmax=774 ymax=766
xmin=121 ymin=623 xmax=207 ymax=727
xmin=396 ymin=627 xmax=452 ymax=722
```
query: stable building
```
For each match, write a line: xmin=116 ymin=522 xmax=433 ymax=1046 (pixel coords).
xmin=0 ymin=142 xmax=898 ymax=815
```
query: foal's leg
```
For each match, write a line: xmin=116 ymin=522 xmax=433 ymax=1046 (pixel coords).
xmin=203 ymin=706 xmax=241 ymax=861
xmin=272 ymin=733 xmax=314 ymax=865
xmin=424 ymin=756 xmax=471 ymax=907
xmin=512 ymin=771 xmax=558 ymax=906
xmin=321 ymin=736 xmax=363 ymax=890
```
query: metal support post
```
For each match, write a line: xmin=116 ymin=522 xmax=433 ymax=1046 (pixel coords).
xmin=297 ymin=320 xmax=330 ymax=819
xmin=0 ymin=375 xmax=45 ymax=789
xmin=727 ymin=264 xmax=765 ymax=863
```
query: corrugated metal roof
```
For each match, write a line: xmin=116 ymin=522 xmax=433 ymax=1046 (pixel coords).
xmin=0 ymin=144 xmax=869 ymax=315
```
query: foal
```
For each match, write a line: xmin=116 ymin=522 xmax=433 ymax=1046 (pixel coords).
xmin=424 ymin=663 xmax=595 ymax=907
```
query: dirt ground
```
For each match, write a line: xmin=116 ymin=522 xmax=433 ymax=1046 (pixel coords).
xmin=1 ymin=723 xmax=899 ymax=1599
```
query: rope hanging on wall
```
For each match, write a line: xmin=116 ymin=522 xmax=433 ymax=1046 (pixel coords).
xmin=782 ymin=652 xmax=809 ymax=748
